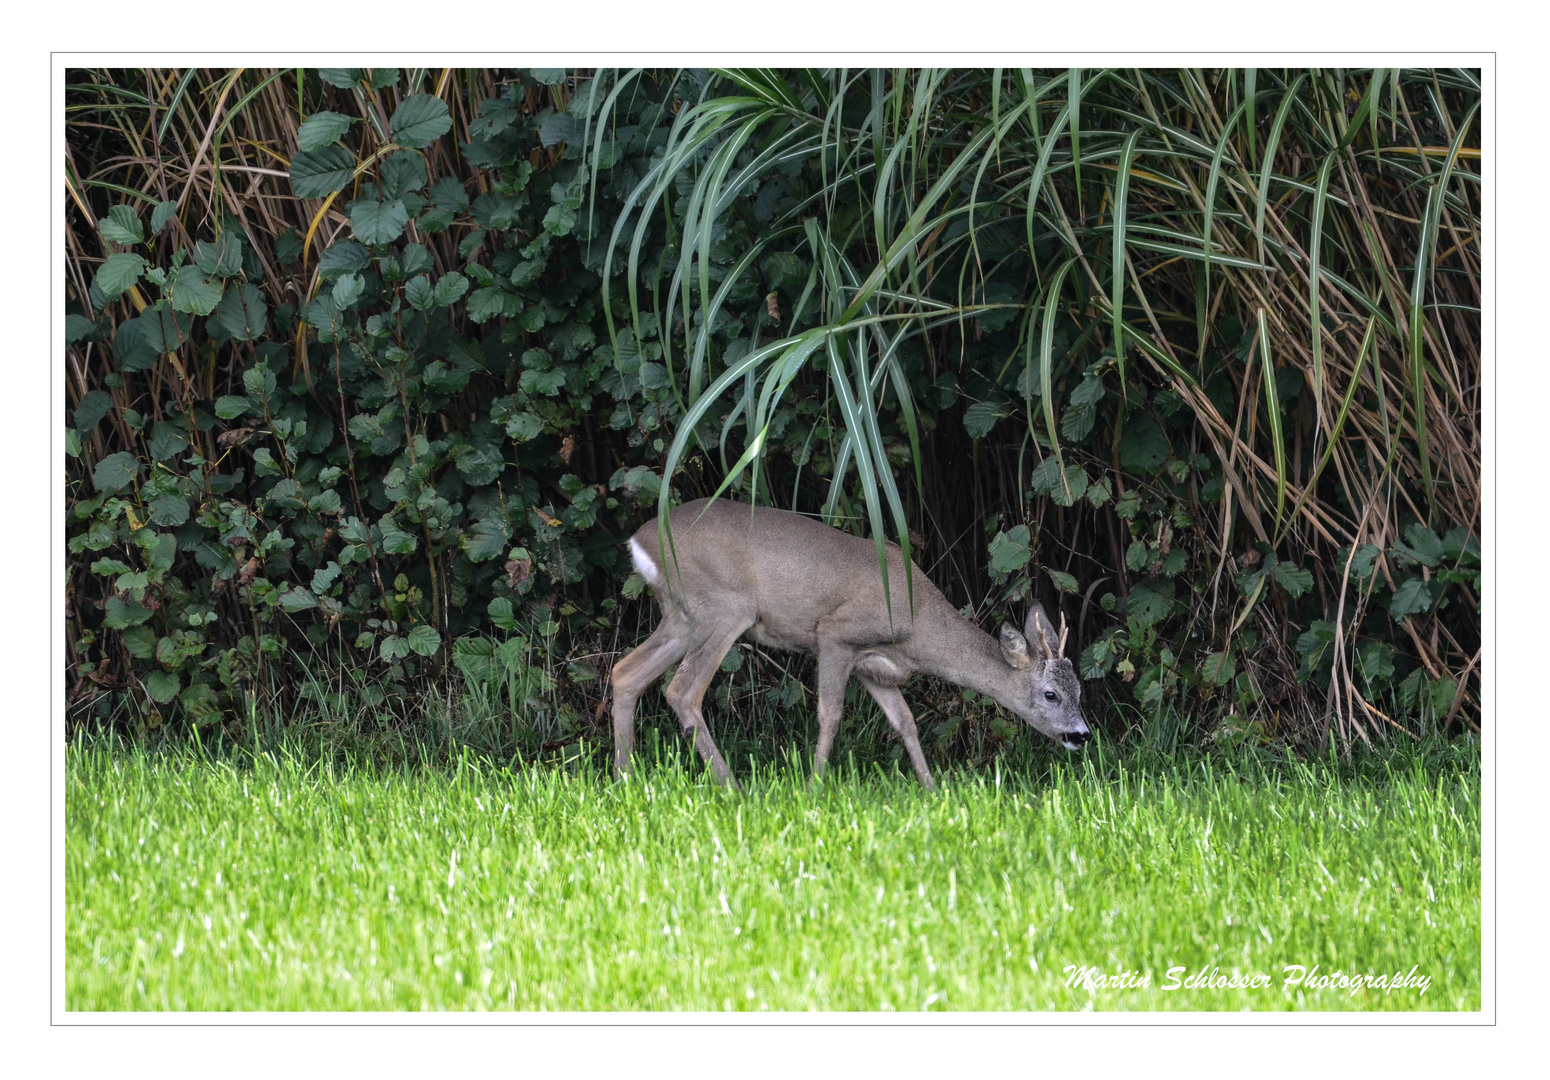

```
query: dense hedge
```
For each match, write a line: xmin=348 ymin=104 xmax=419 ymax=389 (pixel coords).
xmin=65 ymin=68 xmax=1480 ymax=751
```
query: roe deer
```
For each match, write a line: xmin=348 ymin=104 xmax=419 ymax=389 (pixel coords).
xmin=609 ymin=498 xmax=1089 ymax=790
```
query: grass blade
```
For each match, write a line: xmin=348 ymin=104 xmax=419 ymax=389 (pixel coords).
xmin=1111 ymin=129 xmax=1141 ymax=395
xmin=1256 ymin=309 xmax=1288 ymax=533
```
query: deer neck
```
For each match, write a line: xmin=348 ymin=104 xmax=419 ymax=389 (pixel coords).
xmin=903 ymin=604 xmax=1017 ymax=701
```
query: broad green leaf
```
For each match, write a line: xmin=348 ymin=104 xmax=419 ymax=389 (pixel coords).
xmin=140 ymin=303 xmax=195 ymax=354
xmin=122 ymin=625 xmax=157 ymax=659
xmin=278 ymin=587 xmax=318 ymax=611
xmin=179 ymin=683 xmax=222 ymax=721
xmin=94 ymin=253 xmax=146 ymax=298
xmin=1126 ymin=540 xmax=1151 ymax=571
xmin=455 ymin=446 xmax=506 ymax=486
xmin=150 ymin=200 xmax=178 ymax=235
xmin=309 ymin=489 xmax=343 ymax=516
xmin=273 ymin=229 xmax=303 ymax=264
xmin=531 ymin=69 xmax=567 ymax=85
xmin=242 ymin=364 xmax=276 ymax=401
xmin=1397 ymin=524 xmax=1444 ymax=567
xmin=1201 ymin=652 xmax=1236 ymax=686
xmin=143 ymin=670 xmax=181 ymax=704
xmin=297 ymin=110 xmax=355 ymax=152
xmin=148 ymin=420 xmax=187 ymax=461
xmin=406 ymin=624 xmax=441 ymax=657
xmin=1389 ymin=577 xmax=1434 ymax=620
xmin=111 ymin=317 xmax=158 ymax=372
xmin=318 ymin=239 xmax=371 ymax=278
xmin=381 ymin=523 xmax=418 ymax=555
xmin=214 ymin=395 xmax=251 ymax=419
xmin=148 ymin=495 xmax=190 ymax=526
xmin=1356 ymin=642 xmax=1395 ymax=689
xmin=312 ymin=561 xmax=342 ymax=594
xmin=404 ymin=275 xmax=435 ymax=311
xmin=92 ymin=451 xmax=140 ymax=493
xmin=466 ymin=287 xmax=511 ymax=323
xmin=542 ymin=204 xmax=576 ymax=236
xmin=453 ymin=637 xmax=494 ymax=682
xmin=429 ymin=176 xmax=470 ymax=212
xmin=1124 ymin=584 xmax=1172 ymax=629
xmin=1118 ymin=415 xmax=1169 ymax=473
xmin=963 ymin=399 xmax=1010 ymax=439
xmin=251 ymin=447 xmax=283 ymax=477
xmin=504 ymin=412 xmax=544 ymax=442
xmin=214 ymin=283 xmax=268 ymax=341
xmin=520 ymin=368 xmax=565 ymax=396
xmin=399 ymin=243 xmax=433 ymax=275
xmin=301 ymin=295 xmax=343 ymax=338
xmin=316 ymin=68 xmax=363 ymax=89
xmin=290 ymin=145 xmax=357 ymax=199
xmin=378 ymin=151 xmax=428 ymax=198
xmin=539 ymin=112 xmax=576 ymax=148
xmin=389 ymin=94 xmax=452 ymax=149
xmin=988 ymin=525 xmax=1032 ymax=575
xmin=103 ymin=595 xmax=153 ymax=628
xmin=66 ymin=314 xmax=96 ymax=344
xmin=1047 ymin=569 xmax=1079 ymax=593
xmin=465 ymin=516 xmax=511 ymax=562
xmin=1271 ymin=561 xmax=1314 ymax=598
xmin=488 ymin=597 xmax=517 ymax=632
xmin=100 ymin=205 xmax=144 ymax=246
xmin=433 ymin=272 xmax=469 ymax=307
xmin=167 ymin=265 xmax=224 ymax=316
xmin=333 ymin=272 xmax=366 ymax=308
xmin=348 ymin=199 xmax=410 ymax=245
xmin=74 ymin=389 xmax=114 ymax=432
xmin=194 ymin=233 xmax=244 ymax=278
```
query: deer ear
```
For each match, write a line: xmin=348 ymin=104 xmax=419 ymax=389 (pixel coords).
xmin=999 ymin=624 xmax=1034 ymax=669
xmin=1025 ymin=603 xmax=1057 ymax=658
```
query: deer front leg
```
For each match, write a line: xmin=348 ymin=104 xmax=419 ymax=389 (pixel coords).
xmin=811 ymin=644 xmax=856 ymax=783
xmin=608 ymin=613 xmax=691 ymax=778
xmin=662 ymin=615 xmax=751 ymax=790
xmin=860 ymin=678 xmax=935 ymax=790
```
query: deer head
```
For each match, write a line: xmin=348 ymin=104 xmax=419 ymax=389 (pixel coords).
xmin=996 ymin=602 xmax=1089 ymax=749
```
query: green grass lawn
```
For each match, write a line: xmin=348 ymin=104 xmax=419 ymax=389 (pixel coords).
xmin=65 ymin=736 xmax=1480 ymax=1011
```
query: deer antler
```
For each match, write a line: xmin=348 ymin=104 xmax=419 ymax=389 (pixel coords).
xmin=1057 ymin=611 xmax=1069 ymax=658
xmin=1036 ymin=613 xmax=1056 ymax=661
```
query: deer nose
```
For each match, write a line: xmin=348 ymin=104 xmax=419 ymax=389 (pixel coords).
xmin=1063 ymin=727 xmax=1091 ymax=748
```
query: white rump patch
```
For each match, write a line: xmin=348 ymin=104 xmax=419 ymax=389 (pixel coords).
xmin=629 ymin=538 xmax=663 ymax=587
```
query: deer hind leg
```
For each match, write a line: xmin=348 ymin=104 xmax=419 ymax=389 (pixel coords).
xmin=859 ymin=677 xmax=935 ymax=791
xmin=662 ymin=614 xmax=752 ymax=790
xmin=810 ymin=643 xmax=857 ymax=783
xmin=608 ymin=612 xmax=691 ymax=778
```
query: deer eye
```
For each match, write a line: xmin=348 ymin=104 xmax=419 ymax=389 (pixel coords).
xmin=1043 ymin=691 xmax=1060 ymax=703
